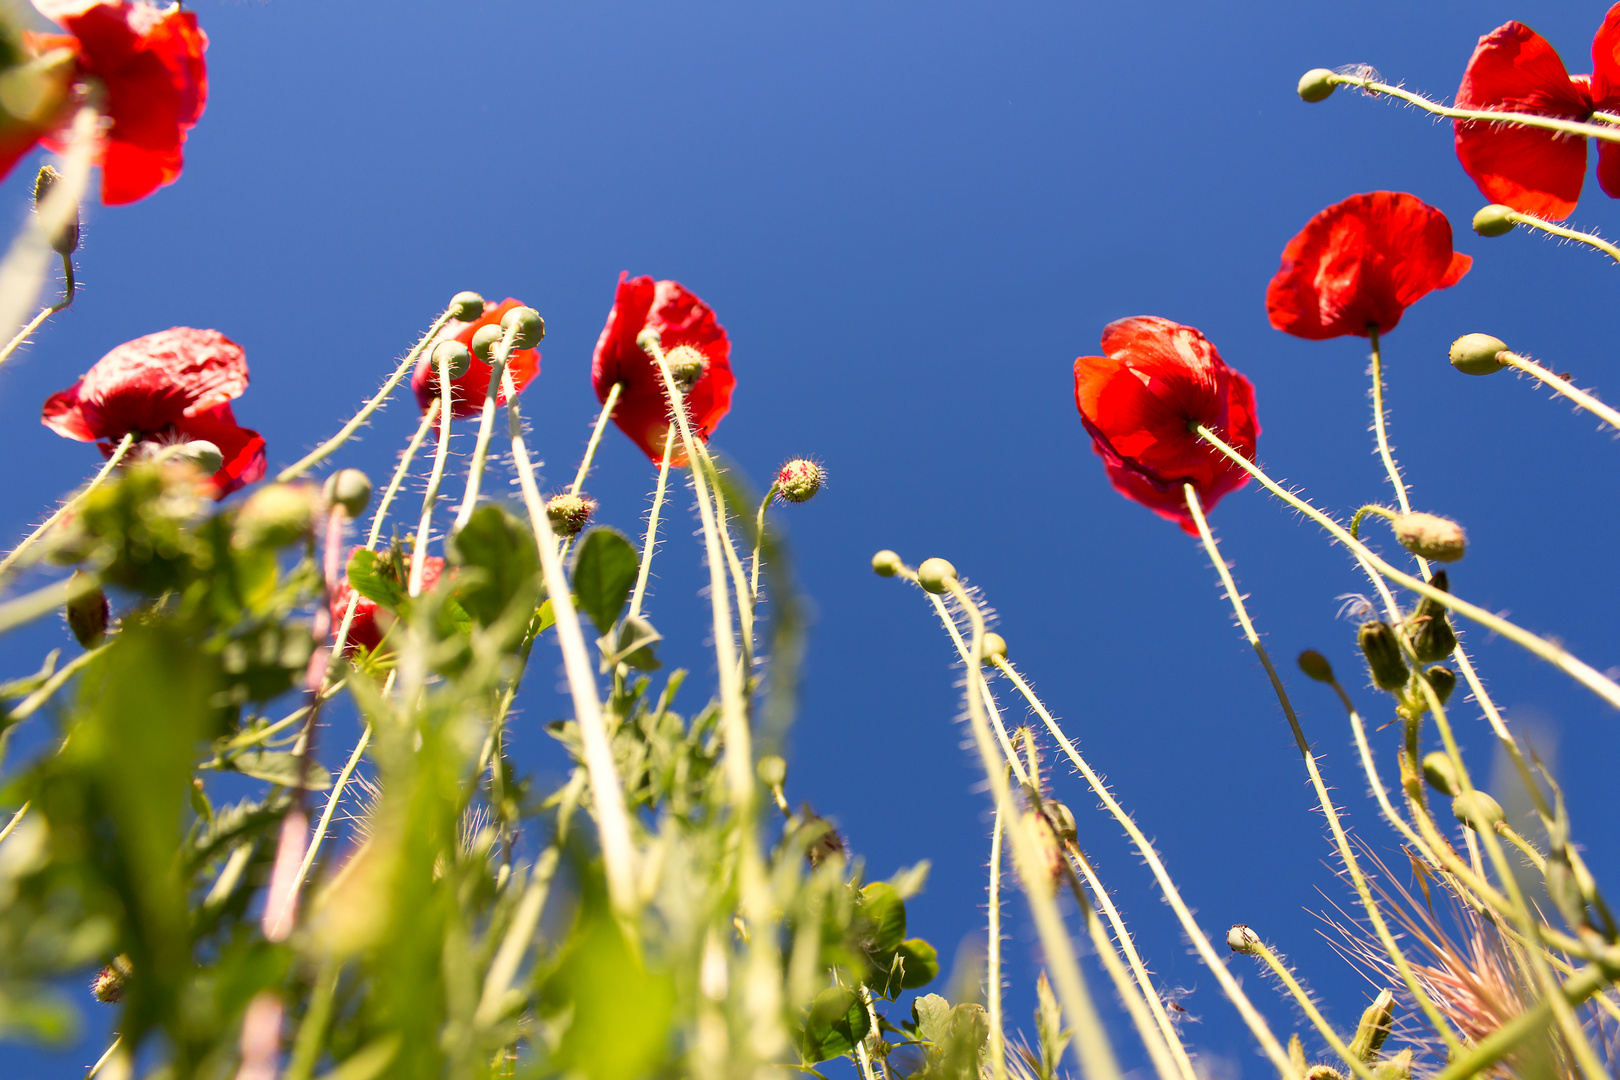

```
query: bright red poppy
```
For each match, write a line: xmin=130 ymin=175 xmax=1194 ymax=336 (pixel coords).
xmin=26 ymin=0 xmax=209 ymax=206
xmin=1266 ymin=192 xmax=1472 ymax=341
xmin=591 ymin=273 xmax=734 ymax=464
xmin=1452 ymin=9 xmax=1620 ymax=220
xmin=411 ymin=298 xmax=541 ymax=419
xmin=330 ymin=550 xmax=444 ymax=654
xmin=1073 ymin=317 xmax=1259 ymax=534
xmin=42 ymin=326 xmax=265 ymax=498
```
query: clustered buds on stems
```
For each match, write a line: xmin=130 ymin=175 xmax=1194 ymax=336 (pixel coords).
xmin=449 ymin=291 xmax=485 ymax=321
xmin=1392 ymin=511 xmax=1466 ymax=562
xmin=775 ymin=459 xmax=823 ymax=504
xmin=33 ymin=165 xmax=79 ymax=256
xmin=433 ymin=340 xmax=472 ymax=381
xmin=1358 ymin=620 xmax=1408 ymax=691
xmin=1449 ymin=333 xmax=1509 ymax=376
xmin=871 ymin=550 xmax=903 ymax=577
xmin=323 ymin=468 xmax=372 ymax=519
xmin=545 ymin=493 xmax=597 ymax=538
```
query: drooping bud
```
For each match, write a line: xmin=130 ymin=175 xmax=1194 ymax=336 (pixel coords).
xmin=470 ymin=323 xmax=504 ymax=363
xmin=1046 ymin=800 xmax=1077 ymax=843
xmin=917 ymin=557 xmax=957 ymax=594
xmin=65 ymin=571 xmax=108 ymax=647
xmin=1392 ymin=512 xmax=1466 ymax=562
xmin=1421 ymin=751 xmax=1461 ymax=797
xmin=1423 ymin=665 xmax=1457 ymax=707
xmin=980 ymin=632 xmax=1007 ymax=665
xmin=663 ymin=345 xmax=707 ymax=388
xmin=871 ymin=550 xmax=902 ymax=577
xmin=33 ymin=164 xmax=78 ymax=255
xmin=1297 ymin=649 xmax=1335 ymax=683
xmin=323 ymin=469 xmax=372 ymax=519
xmin=91 ymin=955 xmax=132 ymax=1003
xmin=500 ymin=305 xmax=544 ymax=349
xmin=757 ymin=754 xmax=787 ymax=789
xmin=233 ymin=483 xmax=319 ymax=549
xmin=1449 ymin=333 xmax=1508 ymax=377
xmin=172 ymin=440 xmax=223 ymax=476
xmin=545 ymin=493 xmax=596 ymax=538
xmin=1358 ymin=620 xmax=1408 ymax=691
xmin=1406 ymin=571 xmax=1456 ymax=663
xmin=1347 ymin=989 xmax=1395 ymax=1062
xmin=1472 ymin=204 xmax=1517 ymax=238
xmin=1453 ymin=790 xmax=1505 ymax=832
xmin=1297 ymin=68 xmax=1338 ymax=102
xmin=1226 ymin=924 xmax=1261 ymax=955
xmin=449 ymin=291 xmax=485 ymax=321
xmin=433 ymin=339 xmax=472 ymax=381
xmin=776 ymin=459 xmax=823 ymax=504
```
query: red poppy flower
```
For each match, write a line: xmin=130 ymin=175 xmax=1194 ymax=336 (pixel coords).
xmin=1073 ymin=317 xmax=1259 ymax=534
xmin=1266 ymin=192 xmax=1472 ymax=341
xmin=411 ymin=298 xmax=541 ymax=419
xmin=27 ymin=0 xmax=209 ymax=206
xmin=591 ymin=273 xmax=734 ymax=464
xmin=330 ymin=550 xmax=444 ymax=654
xmin=42 ymin=326 xmax=265 ymax=498
xmin=1453 ymin=9 xmax=1620 ymax=221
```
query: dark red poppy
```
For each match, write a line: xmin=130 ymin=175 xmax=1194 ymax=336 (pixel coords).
xmin=411 ymin=298 xmax=541 ymax=419
xmin=1453 ymin=9 xmax=1620 ymax=221
xmin=1074 ymin=317 xmax=1258 ymax=534
xmin=42 ymin=326 xmax=265 ymax=498
xmin=1266 ymin=192 xmax=1472 ymax=341
xmin=330 ymin=550 xmax=444 ymax=654
xmin=27 ymin=0 xmax=209 ymax=206
xmin=591 ymin=273 xmax=734 ymax=464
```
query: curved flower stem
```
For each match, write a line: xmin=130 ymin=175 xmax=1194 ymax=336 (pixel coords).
xmin=1241 ymin=935 xmax=1379 ymax=1080
xmin=0 ymin=802 xmax=29 ymax=845
xmin=988 ymin=796 xmax=1007 ymax=1080
xmin=1495 ymin=209 xmax=1620 ymax=266
xmin=9 ymin=642 xmax=109 ymax=723
xmin=0 ymin=572 xmax=101 ymax=637
xmin=295 ymin=723 xmax=372 ymax=886
xmin=919 ymin=589 xmax=1028 ymax=783
xmin=0 ymin=105 xmax=93 ymax=350
xmin=1184 ymin=485 xmax=1466 ymax=1053
xmin=939 ymin=577 xmax=1122 ymax=1080
xmin=86 ymin=1035 xmax=121 ymax=1079
xmin=571 ymin=382 xmax=623 ymax=496
xmin=1327 ymin=73 xmax=1620 ymax=145
xmin=1497 ymin=351 xmax=1620 ymax=434
xmin=749 ymin=483 xmax=780 ymax=606
xmin=1319 ymin=675 xmax=1443 ymax=869
xmin=987 ymin=652 xmax=1293 ymax=1075
xmin=276 ymin=305 xmax=458 ymax=482
xmin=689 ymin=440 xmax=757 ymax=674
xmin=500 ymin=367 xmax=638 ymax=921
xmin=409 ymin=352 xmax=456 ymax=598
xmin=0 ymin=253 xmax=74 ymax=371
xmin=627 ymin=430 xmax=676 ymax=623
xmin=452 ymin=325 xmax=517 ymax=534
xmin=0 ymin=432 xmax=135 ymax=579
xmin=1366 ymin=329 xmax=1411 ymax=516
xmin=1193 ymin=425 xmax=1620 ymax=714
xmin=1348 ymin=504 xmax=1397 ymax=541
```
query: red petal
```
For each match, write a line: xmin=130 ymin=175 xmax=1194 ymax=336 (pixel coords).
xmin=42 ymin=380 xmax=96 ymax=440
xmin=411 ymin=298 xmax=541 ymax=419
xmin=1591 ymin=2 xmax=1620 ymax=102
xmin=44 ymin=327 xmax=248 ymax=441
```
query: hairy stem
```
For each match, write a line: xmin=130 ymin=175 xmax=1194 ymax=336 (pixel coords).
xmin=1499 ymin=351 xmax=1620 ymax=434
xmin=409 ymin=351 xmax=456 ymax=598
xmin=1327 ymin=73 xmax=1620 ymax=145
xmin=572 ymin=381 xmax=623 ymax=496
xmin=627 ymin=429 xmax=676 ymax=623
xmin=988 ymin=799 xmax=1007 ymax=1080
xmin=452 ymin=325 xmax=517 ymax=534
xmin=0 ymin=432 xmax=135 ymax=578
xmin=1242 ymin=936 xmax=1380 ymax=1080
xmin=1496 ymin=209 xmax=1620 ymax=266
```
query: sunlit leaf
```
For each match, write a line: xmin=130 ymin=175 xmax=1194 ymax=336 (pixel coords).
xmin=572 ymin=528 xmax=638 ymax=634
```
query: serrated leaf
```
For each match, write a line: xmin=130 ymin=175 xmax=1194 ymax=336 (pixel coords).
xmin=572 ymin=528 xmax=639 ymax=634
xmin=799 ymin=985 xmax=870 ymax=1063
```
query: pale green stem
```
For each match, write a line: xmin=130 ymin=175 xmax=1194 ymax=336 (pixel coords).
xmin=1328 ymin=73 xmax=1620 ymax=144
xmin=0 ymin=572 xmax=100 ymax=637
xmin=296 ymin=724 xmax=372 ymax=885
xmin=988 ymin=800 xmax=1007 ymax=1080
xmin=1184 ymin=485 xmax=1465 ymax=1052
xmin=0 ymin=801 xmax=28 ymax=845
xmin=276 ymin=306 xmax=458 ymax=482
xmin=475 ymin=846 xmax=561 ymax=1027
xmin=572 ymin=381 xmax=623 ymax=496
xmin=0 ymin=273 xmax=70 ymax=371
xmin=8 ymin=642 xmax=106 ymax=722
xmin=500 ymin=367 xmax=638 ymax=920
xmin=852 ymin=1027 xmax=882 ymax=1080
xmin=989 ymin=654 xmax=1294 ymax=1075
xmin=689 ymin=440 xmax=757 ymax=677
xmin=372 ymin=401 xmax=438 ymax=552
xmin=1242 ymin=937 xmax=1380 ymax=1080
xmin=1497 ymin=210 xmax=1620 ymax=266
xmin=940 ymin=577 xmax=1122 ymax=1080
xmin=627 ymin=429 xmax=676 ymax=623
xmin=1328 ymin=677 xmax=1443 ymax=868
xmin=1498 ymin=351 xmax=1620 ymax=433
xmin=86 ymin=1034 xmax=121 ymax=1079
xmin=0 ymin=432 xmax=135 ymax=578
xmin=0 ymin=105 xmax=93 ymax=351
xmin=922 ymin=590 xmax=1028 ymax=784
xmin=1069 ymin=871 xmax=1181 ymax=1080
xmin=1194 ymin=425 xmax=1620 ymax=714
xmin=409 ymin=351 xmax=456 ymax=598
xmin=749 ymin=482 xmax=780 ymax=606
xmin=1366 ymin=329 xmax=1409 ymax=515
xmin=1348 ymin=503 xmax=1397 ymax=541
xmin=452 ymin=325 xmax=517 ymax=534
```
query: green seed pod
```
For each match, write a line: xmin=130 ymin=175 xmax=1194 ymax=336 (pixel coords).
xmin=171 ymin=439 xmax=223 ymax=476
xmin=1226 ymin=924 xmax=1260 ymax=955
xmin=65 ymin=571 xmax=108 ymax=648
xmin=470 ymin=323 xmax=504 ymax=363
xmin=1358 ymin=620 xmax=1408 ymax=691
xmin=1453 ymin=789 xmax=1505 ymax=832
xmin=233 ymin=483 xmax=319 ymax=549
xmin=664 ymin=345 xmax=707 ymax=388
xmin=433 ymin=339 xmax=472 ymax=380
xmin=1392 ymin=512 xmax=1466 ymax=562
xmin=449 ymin=291 xmax=485 ymax=321
xmin=1449 ymin=333 xmax=1509 ymax=376
xmin=775 ymin=459 xmax=823 ymax=504
xmin=1422 ymin=751 xmax=1462 ymax=797
xmin=1297 ymin=68 xmax=1337 ymax=102
xmin=1472 ymin=204 xmax=1517 ymax=238
xmin=322 ymin=468 xmax=372 ymax=519
xmin=916 ymin=557 xmax=957 ymax=594
xmin=1406 ymin=570 xmax=1456 ymax=663
xmin=1348 ymin=989 xmax=1395 ymax=1062
xmin=500 ymin=305 xmax=545 ymax=349
xmin=1423 ymin=665 xmax=1457 ymax=707
xmin=33 ymin=164 xmax=78 ymax=256
xmin=871 ymin=550 xmax=903 ymax=577
xmin=1297 ymin=649 xmax=1335 ymax=683
xmin=757 ymin=754 xmax=787 ymax=789
xmin=545 ymin=493 xmax=596 ymax=538
xmin=980 ymin=632 xmax=1007 ymax=665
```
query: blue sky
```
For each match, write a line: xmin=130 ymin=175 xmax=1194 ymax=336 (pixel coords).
xmin=6 ymin=1 xmax=1620 ymax=1075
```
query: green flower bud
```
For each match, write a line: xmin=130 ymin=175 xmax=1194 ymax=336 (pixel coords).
xmin=1372 ymin=1049 xmax=1414 ymax=1080
xmin=91 ymin=955 xmax=132 ymax=1004
xmin=65 ymin=571 xmax=108 ymax=647
xmin=323 ymin=468 xmax=372 ymax=518
xmin=1297 ymin=649 xmax=1335 ymax=683
xmin=916 ymin=557 xmax=957 ymax=594
xmin=871 ymin=550 xmax=903 ymax=577
xmin=1297 ymin=68 xmax=1338 ymax=102
xmin=233 ymin=483 xmax=318 ymax=549
xmin=1358 ymin=620 xmax=1408 ymax=691
xmin=1472 ymin=204 xmax=1517 ymax=238
xmin=500 ymin=305 xmax=545 ymax=349
xmin=1406 ymin=570 xmax=1456 ymax=663
xmin=1453 ymin=789 xmax=1505 ymax=832
xmin=1046 ymin=800 xmax=1077 ymax=843
xmin=636 ymin=327 xmax=662 ymax=353
xmin=1422 ymin=751 xmax=1462 ymax=797
xmin=757 ymin=754 xmax=787 ymax=789
xmin=1348 ymin=989 xmax=1395 ymax=1062
xmin=170 ymin=439 xmax=222 ymax=476
xmin=980 ymin=631 xmax=1007 ymax=665
xmin=471 ymin=323 xmax=504 ymax=363
xmin=33 ymin=164 xmax=78 ymax=256
xmin=1423 ymin=665 xmax=1457 ymax=707
xmin=776 ymin=459 xmax=823 ymax=504
xmin=1305 ymin=1068 xmax=1348 ymax=1080
xmin=545 ymin=492 xmax=596 ymax=538
xmin=1392 ymin=512 xmax=1465 ymax=562
xmin=433 ymin=339 xmax=472 ymax=380
xmin=664 ymin=344 xmax=707 ymax=388
xmin=1450 ymin=333 xmax=1508 ymax=376
xmin=1226 ymin=924 xmax=1261 ymax=954
xmin=449 ymin=291 xmax=485 ymax=321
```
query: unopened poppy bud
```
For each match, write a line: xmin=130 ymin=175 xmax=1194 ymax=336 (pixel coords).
xmin=233 ymin=483 xmax=318 ymax=549
xmin=1406 ymin=571 xmax=1456 ymax=663
xmin=1452 ymin=790 xmax=1505 ymax=832
xmin=1226 ymin=924 xmax=1261 ymax=954
xmin=33 ymin=164 xmax=78 ymax=255
xmin=1372 ymin=1049 xmax=1414 ymax=1080
xmin=757 ymin=754 xmax=787 ymax=788
xmin=1297 ymin=68 xmax=1338 ymax=102
xmin=323 ymin=468 xmax=372 ymax=518
xmin=433 ymin=340 xmax=472 ymax=381
xmin=1046 ymin=800 xmax=1077 ymax=843
xmin=1472 ymin=204 xmax=1517 ymax=238
xmin=1449 ymin=333 xmax=1508 ymax=376
xmin=1392 ymin=512 xmax=1466 ymax=562
xmin=449 ymin=291 xmax=485 ymax=321
xmin=500 ymin=305 xmax=544 ymax=349
xmin=91 ymin=955 xmax=132 ymax=1003
xmin=545 ymin=493 xmax=596 ymax=538
xmin=917 ymin=557 xmax=957 ymax=594
xmin=1024 ymin=811 xmax=1066 ymax=891
xmin=172 ymin=440 xmax=222 ymax=476
xmin=636 ymin=327 xmax=661 ymax=353
xmin=980 ymin=632 xmax=1007 ymax=665
xmin=470 ymin=324 xmax=504 ymax=363
xmin=1421 ymin=751 xmax=1461 ymax=797
xmin=871 ymin=550 xmax=902 ymax=577
xmin=802 ymin=810 xmax=845 ymax=868
xmin=1423 ymin=665 xmax=1457 ymax=707
xmin=664 ymin=345 xmax=707 ymax=388
xmin=776 ymin=459 xmax=823 ymax=503
xmin=65 ymin=572 xmax=108 ymax=647
xmin=1348 ymin=989 xmax=1396 ymax=1062
xmin=1358 ymin=620 xmax=1408 ymax=691
xmin=1297 ymin=649 xmax=1334 ymax=683
xmin=1305 ymin=1068 xmax=1348 ymax=1080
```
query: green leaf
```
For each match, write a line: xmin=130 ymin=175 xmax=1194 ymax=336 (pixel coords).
xmin=345 ymin=548 xmax=408 ymax=610
xmin=542 ymin=904 xmax=675 ymax=1080
xmin=912 ymin=993 xmax=952 ymax=1048
xmin=859 ymin=881 xmax=907 ymax=954
xmin=572 ymin=528 xmax=639 ymax=634
xmin=596 ymin=615 xmax=662 ymax=671
xmin=896 ymin=938 xmax=940 ymax=989
xmin=799 ymin=985 xmax=870 ymax=1063
xmin=448 ymin=504 xmax=540 ymax=627
xmin=220 ymin=751 xmax=331 ymax=790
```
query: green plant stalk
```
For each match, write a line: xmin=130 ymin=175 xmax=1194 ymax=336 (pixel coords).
xmin=1499 ymin=351 xmax=1620 ymax=433
xmin=690 ymin=441 xmax=759 ymax=676
xmin=7 ymin=641 xmax=107 ymax=722
xmin=409 ymin=350 xmax=456 ymax=598
xmin=85 ymin=1036 xmax=121 ymax=1080
xmin=1366 ymin=329 xmax=1410 ymax=515
xmin=0 ymin=801 xmax=28 ymax=845
xmin=0 ymin=571 xmax=100 ymax=637
xmin=0 ymin=432 xmax=135 ymax=578
xmin=627 ymin=429 xmax=676 ymax=622
xmin=296 ymin=724 xmax=372 ymax=886
xmin=276 ymin=304 xmax=459 ymax=482
xmin=749 ymin=482 xmax=780 ymax=606
xmin=1431 ymin=964 xmax=1610 ymax=1080
xmin=941 ymin=576 xmax=1123 ymax=1080
xmin=988 ymin=797 xmax=1008 ymax=1080
xmin=1497 ymin=210 xmax=1620 ymax=266
xmin=1327 ymin=73 xmax=1620 ymax=144
xmin=0 ymin=104 xmax=94 ymax=355
xmin=571 ymin=381 xmax=623 ymax=496
xmin=1242 ymin=937 xmax=1380 ymax=1080
xmin=474 ymin=846 xmax=560 ymax=1028
xmin=452 ymin=323 xmax=518 ymax=534
xmin=0 ymin=252 xmax=75 ymax=370
xmin=284 ymin=964 xmax=338 ymax=1080
xmin=1328 ymin=678 xmax=1443 ymax=869
xmin=1184 ymin=484 xmax=1466 ymax=1053
xmin=919 ymin=589 xmax=1028 ymax=784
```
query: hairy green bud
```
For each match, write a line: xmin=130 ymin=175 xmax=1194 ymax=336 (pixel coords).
xmin=871 ymin=550 xmax=902 ymax=577
xmin=664 ymin=345 xmax=707 ymax=388
xmin=545 ymin=493 xmax=596 ymax=539
xmin=470 ymin=324 xmax=504 ymax=363
xmin=916 ymin=557 xmax=957 ymax=594
xmin=776 ymin=459 xmax=824 ymax=504
xmin=449 ymin=291 xmax=485 ymax=321
xmin=433 ymin=339 xmax=472 ymax=381
xmin=91 ymin=955 xmax=132 ymax=1004
xmin=1392 ymin=512 xmax=1465 ymax=562
xmin=65 ymin=571 xmax=108 ymax=647
xmin=1450 ymin=333 xmax=1508 ymax=376
xmin=1348 ymin=989 xmax=1395 ymax=1062
xmin=980 ymin=631 xmax=1007 ymax=665
xmin=1297 ymin=68 xmax=1337 ymax=102
xmin=1406 ymin=570 xmax=1456 ymax=663
xmin=500 ymin=305 xmax=545 ymax=350
xmin=1422 ymin=751 xmax=1462 ymax=797
xmin=1472 ymin=204 xmax=1517 ymax=238
xmin=1226 ymin=924 xmax=1261 ymax=954
xmin=1358 ymin=620 xmax=1408 ymax=691
xmin=757 ymin=754 xmax=787 ymax=789
xmin=1423 ymin=665 xmax=1457 ymax=707
xmin=1453 ymin=789 xmax=1505 ymax=832
xmin=323 ymin=468 xmax=372 ymax=519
